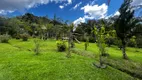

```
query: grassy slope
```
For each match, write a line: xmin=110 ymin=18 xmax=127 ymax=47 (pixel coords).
xmin=0 ymin=39 xmax=135 ymax=80
xmin=75 ymin=42 xmax=142 ymax=63
xmin=75 ymin=42 xmax=142 ymax=79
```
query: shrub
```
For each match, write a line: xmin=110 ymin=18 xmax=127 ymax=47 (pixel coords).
xmin=56 ymin=40 xmax=66 ymax=52
xmin=15 ymin=34 xmax=21 ymax=39
xmin=89 ymin=36 xmax=96 ymax=43
xmin=0 ymin=34 xmax=10 ymax=43
xmin=20 ymin=33 xmax=29 ymax=41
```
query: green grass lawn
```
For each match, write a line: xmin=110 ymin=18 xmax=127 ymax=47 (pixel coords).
xmin=0 ymin=39 xmax=140 ymax=80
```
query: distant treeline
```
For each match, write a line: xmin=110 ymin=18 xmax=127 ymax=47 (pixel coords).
xmin=0 ymin=13 xmax=142 ymax=47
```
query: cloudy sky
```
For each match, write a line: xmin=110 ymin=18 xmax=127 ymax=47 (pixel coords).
xmin=0 ymin=0 xmax=141 ymax=25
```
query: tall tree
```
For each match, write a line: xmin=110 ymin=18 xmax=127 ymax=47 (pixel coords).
xmin=114 ymin=0 xmax=140 ymax=59
xmin=67 ymin=23 xmax=74 ymax=58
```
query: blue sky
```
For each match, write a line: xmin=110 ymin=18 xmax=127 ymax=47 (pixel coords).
xmin=0 ymin=0 xmax=141 ymax=25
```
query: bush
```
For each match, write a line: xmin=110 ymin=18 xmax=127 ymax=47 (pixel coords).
xmin=89 ymin=36 xmax=96 ymax=43
xmin=20 ymin=33 xmax=29 ymax=41
xmin=56 ymin=40 xmax=66 ymax=52
xmin=15 ymin=34 xmax=21 ymax=39
xmin=127 ymin=36 xmax=137 ymax=47
xmin=0 ymin=34 xmax=10 ymax=43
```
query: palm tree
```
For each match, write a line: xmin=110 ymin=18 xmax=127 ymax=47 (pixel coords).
xmin=114 ymin=0 xmax=140 ymax=59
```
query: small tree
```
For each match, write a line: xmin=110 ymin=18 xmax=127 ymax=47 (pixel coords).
xmin=34 ymin=39 xmax=40 ymax=55
xmin=84 ymin=33 xmax=89 ymax=50
xmin=93 ymin=25 xmax=107 ymax=68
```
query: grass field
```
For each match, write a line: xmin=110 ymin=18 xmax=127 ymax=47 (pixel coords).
xmin=0 ymin=39 xmax=141 ymax=80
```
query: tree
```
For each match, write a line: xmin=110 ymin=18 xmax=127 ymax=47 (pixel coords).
xmin=67 ymin=24 xmax=74 ymax=58
xmin=45 ymin=23 xmax=53 ymax=39
xmin=7 ymin=18 xmax=23 ymax=37
xmin=52 ymin=14 xmax=63 ymax=40
xmin=114 ymin=0 xmax=140 ymax=59
xmin=0 ymin=17 xmax=7 ymax=34
xmin=93 ymin=25 xmax=107 ymax=68
xmin=84 ymin=33 xmax=89 ymax=50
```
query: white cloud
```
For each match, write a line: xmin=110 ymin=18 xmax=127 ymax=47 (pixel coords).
xmin=59 ymin=0 xmax=72 ymax=9
xmin=73 ymin=3 xmax=108 ymax=26
xmin=105 ymin=0 xmax=142 ymax=19
xmin=0 ymin=10 xmax=14 ymax=15
xmin=73 ymin=0 xmax=142 ymax=26
xmin=59 ymin=5 xmax=64 ymax=9
xmin=73 ymin=17 xmax=85 ymax=26
xmin=67 ymin=0 xmax=72 ymax=4
xmin=131 ymin=0 xmax=142 ymax=6
xmin=81 ymin=3 xmax=108 ymax=19
xmin=114 ymin=11 xmax=120 ymax=16
xmin=73 ymin=2 xmax=82 ymax=10
xmin=131 ymin=0 xmax=142 ymax=10
xmin=0 ymin=0 xmax=71 ymax=14
xmin=105 ymin=11 xmax=120 ymax=19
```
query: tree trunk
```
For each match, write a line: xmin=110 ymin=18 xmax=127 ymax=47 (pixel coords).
xmin=122 ymin=44 xmax=128 ymax=59
xmin=99 ymin=54 xmax=103 ymax=66
xmin=56 ymin=34 xmax=58 ymax=40
xmin=99 ymin=40 xmax=103 ymax=66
